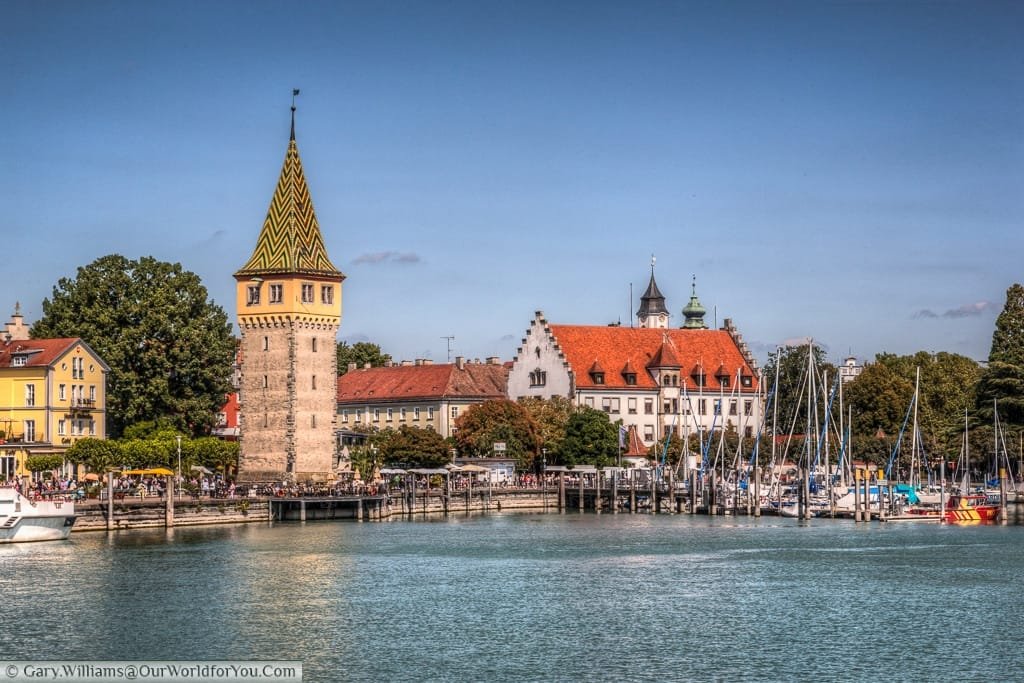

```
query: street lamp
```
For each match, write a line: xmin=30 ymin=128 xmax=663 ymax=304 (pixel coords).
xmin=176 ymin=435 xmax=182 ymax=498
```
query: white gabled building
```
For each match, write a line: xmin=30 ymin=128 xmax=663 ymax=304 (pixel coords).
xmin=507 ymin=270 xmax=763 ymax=449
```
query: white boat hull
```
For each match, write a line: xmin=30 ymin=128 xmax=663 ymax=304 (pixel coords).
xmin=0 ymin=487 xmax=76 ymax=543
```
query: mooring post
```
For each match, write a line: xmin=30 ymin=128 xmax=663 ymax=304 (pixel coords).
xmin=754 ymin=466 xmax=761 ymax=518
xmin=612 ymin=470 xmax=619 ymax=514
xmin=558 ymin=472 xmax=565 ymax=511
xmin=299 ymin=499 xmax=306 ymax=522
xmin=689 ymin=470 xmax=698 ymax=514
xmin=106 ymin=473 xmax=114 ymax=532
xmin=578 ymin=473 xmax=584 ymax=512
xmin=853 ymin=468 xmax=862 ymax=523
xmin=165 ymin=478 xmax=174 ymax=529
xmin=629 ymin=470 xmax=636 ymax=514
xmin=1000 ymin=467 xmax=1008 ymax=525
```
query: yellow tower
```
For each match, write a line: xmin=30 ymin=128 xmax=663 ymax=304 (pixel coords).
xmin=233 ymin=102 xmax=345 ymax=483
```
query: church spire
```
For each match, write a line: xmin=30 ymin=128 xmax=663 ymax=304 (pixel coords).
xmin=636 ymin=255 xmax=668 ymax=328
xmin=234 ymin=96 xmax=343 ymax=280
xmin=682 ymin=275 xmax=708 ymax=329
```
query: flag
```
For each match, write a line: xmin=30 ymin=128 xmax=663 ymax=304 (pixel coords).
xmin=618 ymin=425 xmax=628 ymax=449
xmin=293 ymin=88 xmax=300 ymax=96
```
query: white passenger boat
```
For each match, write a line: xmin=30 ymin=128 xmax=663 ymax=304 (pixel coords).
xmin=0 ymin=486 xmax=76 ymax=543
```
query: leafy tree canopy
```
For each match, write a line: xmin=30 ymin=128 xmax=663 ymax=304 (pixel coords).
xmin=556 ymin=407 xmax=618 ymax=468
xmin=31 ymin=255 xmax=236 ymax=438
xmin=977 ymin=284 xmax=1024 ymax=428
xmin=337 ymin=341 xmax=392 ymax=375
xmin=453 ymin=399 xmax=541 ymax=470
xmin=761 ymin=343 xmax=837 ymax=436
xmin=377 ymin=425 xmax=451 ymax=469
xmin=518 ymin=395 xmax=574 ymax=458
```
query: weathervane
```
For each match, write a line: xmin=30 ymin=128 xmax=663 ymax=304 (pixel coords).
xmin=290 ymin=88 xmax=300 ymax=140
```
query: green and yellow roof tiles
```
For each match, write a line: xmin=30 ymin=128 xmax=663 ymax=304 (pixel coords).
xmin=235 ymin=138 xmax=344 ymax=280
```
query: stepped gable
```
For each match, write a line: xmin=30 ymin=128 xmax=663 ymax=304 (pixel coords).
xmin=337 ymin=363 xmax=508 ymax=403
xmin=547 ymin=325 xmax=756 ymax=391
xmin=234 ymin=131 xmax=343 ymax=279
xmin=0 ymin=338 xmax=81 ymax=368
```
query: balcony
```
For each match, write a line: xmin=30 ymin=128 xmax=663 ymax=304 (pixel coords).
xmin=71 ymin=398 xmax=96 ymax=412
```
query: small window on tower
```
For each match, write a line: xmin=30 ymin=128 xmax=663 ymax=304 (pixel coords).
xmin=301 ymin=283 xmax=314 ymax=303
xmin=269 ymin=284 xmax=283 ymax=304
xmin=321 ymin=285 xmax=334 ymax=305
xmin=247 ymin=285 xmax=261 ymax=306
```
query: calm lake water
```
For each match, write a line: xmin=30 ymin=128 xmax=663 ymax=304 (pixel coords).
xmin=2 ymin=513 xmax=1023 ymax=682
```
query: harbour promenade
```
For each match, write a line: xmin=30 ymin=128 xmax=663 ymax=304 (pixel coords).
xmin=69 ymin=472 xmax=1024 ymax=531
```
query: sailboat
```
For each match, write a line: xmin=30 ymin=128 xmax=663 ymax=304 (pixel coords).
xmin=945 ymin=408 xmax=999 ymax=524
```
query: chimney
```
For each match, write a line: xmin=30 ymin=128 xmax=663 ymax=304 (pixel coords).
xmin=455 ymin=356 xmax=465 ymax=370
xmin=422 ymin=359 xmax=433 ymax=365
xmin=400 ymin=360 xmax=413 ymax=366
xmin=414 ymin=359 xmax=422 ymax=366
xmin=486 ymin=356 xmax=499 ymax=365
xmin=363 ymin=362 xmax=371 ymax=369
xmin=347 ymin=362 xmax=357 ymax=372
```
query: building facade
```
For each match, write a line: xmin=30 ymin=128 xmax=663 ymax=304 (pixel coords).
xmin=233 ymin=108 xmax=345 ymax=482
xmin=0 ymin=305 xmax=109 ymax=479
xmin=507 ymin=272 xmax=762 ymax=449
xmin=336 ymin=357 xmax=508 ymax=439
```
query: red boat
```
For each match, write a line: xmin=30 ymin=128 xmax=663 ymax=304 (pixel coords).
xmin=944 ymin=494 xmax=1000 ymax=524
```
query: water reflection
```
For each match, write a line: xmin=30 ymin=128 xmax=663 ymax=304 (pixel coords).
xmin=2 ymin=515 xmax=1023 ymax=681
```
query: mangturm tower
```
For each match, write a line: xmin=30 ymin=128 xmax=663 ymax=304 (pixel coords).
xmin=234 ymin=99 xmax=345 ymax=483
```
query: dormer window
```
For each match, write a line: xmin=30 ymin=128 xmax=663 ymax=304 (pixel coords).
xmin=592 ymin=372 xmax=605 ymax=385
xmin=741 ymin=375 xmax=753 ymax=388
xmin=624 ymin=373 xmax=637 ymax=386
xmin=719 ymin=375 xmax=730 ymax=388
xmin=12 ymin=356 xmax=26 ymax=367
xmin=691 ymin=366 xmax=706 ymax=387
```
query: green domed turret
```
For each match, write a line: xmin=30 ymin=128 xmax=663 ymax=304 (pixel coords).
xmin=682 ymin=276 xmax=707 ymax=329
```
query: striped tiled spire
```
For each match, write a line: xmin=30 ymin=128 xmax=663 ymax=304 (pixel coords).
xmin=235 ymin=123 xmax=343 ymax=279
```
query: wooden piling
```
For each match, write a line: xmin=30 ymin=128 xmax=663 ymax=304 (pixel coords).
xmin=853 ymin=468 xmax=862 ymax=523
xmin=1000 ymin=467 xmax=1008 ymax=525
xmin=753 ymin=466 xmax=761 ymax=518
xmin=106 ymin=474 xmax=114 ymax=532
xmin=558 ymin=472 xmax=565 ymax=512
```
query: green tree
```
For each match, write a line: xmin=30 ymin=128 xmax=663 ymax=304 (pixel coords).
xmin=977 ymin=284 xmax=1024 ymax=428
xmin=556 ymin=407 xmax=618 ymax=468
xmin=843 ymin=360 xmax=914 ymax=441
xmin=376 ymin=425 xmax=451 ymax=469
xmin=518 ymin=395 xmax=574 ymax=463
xmin=25 ymin=454 xmax=64 ymax=473
xmin=761 ymin=343 xmax=837 ymax=437
xmin=337 ymin=341 xmax=392 ymax=375
xmin=453 ymin=399 xmax=541 ymax=471
xmin=66 ymin=438 xmax=122 ymax=472
xmin=31 ymin=255 xmax=236 ymax=437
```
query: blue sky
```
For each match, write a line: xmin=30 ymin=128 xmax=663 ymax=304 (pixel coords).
xmin=3 ymin=1 xmax=1021 ymax=367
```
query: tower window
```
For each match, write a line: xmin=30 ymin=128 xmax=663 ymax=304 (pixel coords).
xmin=301 ymin=283 xmax=314 ymax=303
xmin=262 ymin=375 xmax=268 ymax=388
xmin=311 ymin=414 xmax=317 ymax=428
xmin=269 ymin=284 xmax=283 ymax=304
xmin=263 ymin=337 xmax=269 ymax=351
xmin=321 ymin=285 xmax=334 ymax=305
xmin=247 ymin=285 xmax=261 ymax=305
xmin=312 ymin=375 xmax=317 ymax=390
xmin=312 ymin=338 xmax=318 ymax=352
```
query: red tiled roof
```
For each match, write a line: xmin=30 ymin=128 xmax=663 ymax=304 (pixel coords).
xmin=625 ymin=424 xmax=648 ymax=457
xmin=646 ymin=337 xmax=682 ymax=369
xmin=0 ymin=338 xmax=81 ymax=368
xmin=337 ymin=363 xmax=508 ymax=403
xmin=547 ymin=325 xmax=757 ymax=392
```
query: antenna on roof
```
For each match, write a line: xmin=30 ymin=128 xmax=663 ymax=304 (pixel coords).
xmin=441 ymin=336 xmax=455 ymax=363
xmin=629 ymin=282 xmax=633 ymax=328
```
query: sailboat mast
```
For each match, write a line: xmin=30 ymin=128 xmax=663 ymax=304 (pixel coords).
xmin=911 ymin=367 xmax=920 ymax=488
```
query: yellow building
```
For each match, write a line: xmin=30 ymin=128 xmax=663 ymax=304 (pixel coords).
xmin=0 ymin=305 xmax=109 ymax=480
